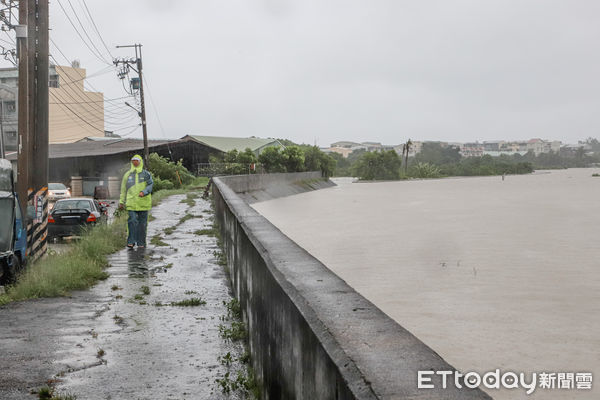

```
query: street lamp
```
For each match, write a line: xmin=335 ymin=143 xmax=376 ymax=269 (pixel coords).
xmin=125 ymin=101 xmax=142 ymax=117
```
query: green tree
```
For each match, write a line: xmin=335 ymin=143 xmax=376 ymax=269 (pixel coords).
xmin=281 ymin=145 xmax=305 ymax=172
xmin=258 ymin=147 xmax=286 ymax=173
xmin=415 ymin=142 xmax=461 ymax=166
xmin=352 ymin=150 xmax=401 ymax=180
xmin=302 ymin=146 xmax=337 ymax=177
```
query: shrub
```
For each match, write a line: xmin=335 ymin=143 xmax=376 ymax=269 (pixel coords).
xmin=410 ymin=162 xmax=441 ymax=178
xmin=147 ymin=153 xmax=194 ymax=188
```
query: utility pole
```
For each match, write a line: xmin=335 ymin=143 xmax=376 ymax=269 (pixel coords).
xmin=16 ymin=0 xmax=49 ymax=261
xmin=16 ymin=0 xmax=29 ymax=217
xmin=114 ymin=44 xmax=148 ymax=165
xmin=0 ymin=102 xmax=5 ymax=159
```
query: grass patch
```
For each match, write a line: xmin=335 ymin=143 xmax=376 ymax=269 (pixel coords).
xmin=170 ymin=297 xmax=206 ymax=307
xmin=194 ymin=228 xmax=216 ymax=236
xmin=96 ymin=348 xmax=105 ymax=358
xmin=140 ymin=285 xmax=151 ymax=295
xmin=218 ymin=321 xmax=247 ymax=341
xmin=0 ymin=184 xmax=206 ymax=307
xmin=0 ymin=217 xmax=127 ymax=306
xmin=111 ymin=285 xmax=121 ymax=291
xmin=163 ymin=263 xmax=173 ymax=269
xmin=179 ymin=192 xmax=200 ymax=207
xmin=163 ymin=226 xmax=176 ymax=235
xmin=186 ymin=253 xmax=193 ymax=257
xmin=148 ymin=214 xmax=156 ymax=222
xmin=151 ymin=188 xmax=188 ymax=207
xmin=150 ymin=235 xmax=168 ymax=247
xmin=178 ymin=213 xmax=200 ymax=225
xmin=38 ymin=386 xmax=77 ymax=400
xmin=133 ymin=294 xmax=144 ymax=301
xmin=224 ymin=298 xmax=241 ymax=320
xmin=214 ymin=250 xmax=227 ymax=267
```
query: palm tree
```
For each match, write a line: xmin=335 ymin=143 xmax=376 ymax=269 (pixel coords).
xmin=404 ymin=139 xmax=412 ymax=174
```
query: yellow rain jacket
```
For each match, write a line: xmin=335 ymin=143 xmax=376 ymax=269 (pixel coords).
xmin=119 ymin=155 xmax=153 ymax=211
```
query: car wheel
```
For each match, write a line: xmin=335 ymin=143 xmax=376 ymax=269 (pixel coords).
xmin=1 ymin=255 xmax=20 ymax=284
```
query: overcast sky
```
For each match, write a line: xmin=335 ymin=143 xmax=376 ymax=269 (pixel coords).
xmin=3 ymin=0 xmax=599 ymax=146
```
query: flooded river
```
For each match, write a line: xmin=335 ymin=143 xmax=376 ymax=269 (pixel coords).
xmin=253 ymin=169 xmax=600 ymax=399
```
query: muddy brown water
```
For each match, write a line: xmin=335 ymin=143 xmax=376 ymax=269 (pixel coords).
xmin=253 ymin=169 xmax=600 ymax=400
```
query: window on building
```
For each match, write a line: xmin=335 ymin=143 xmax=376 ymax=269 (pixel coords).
xmin=5 ymin=101 xmax=15 ymax=112
xmin=49 ymin=75 xmax=59 ymax=88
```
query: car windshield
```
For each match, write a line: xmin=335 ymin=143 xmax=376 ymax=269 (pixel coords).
xmin=0 ymin=197 xmax=15 ymax=253
xmin=49 ymin=183 xmax=67 ymax=190
xmin=53 ymin=199 xmax=92 ymax=211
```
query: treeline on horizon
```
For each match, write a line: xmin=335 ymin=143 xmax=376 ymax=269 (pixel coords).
xmin=209 ymin=138 xmax=600 ymax=181
xmin=332 ymin=138 xmax=600 ymax=180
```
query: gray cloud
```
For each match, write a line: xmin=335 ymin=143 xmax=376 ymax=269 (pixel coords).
xmin=6 ymin=0 xmax=599 ymax=145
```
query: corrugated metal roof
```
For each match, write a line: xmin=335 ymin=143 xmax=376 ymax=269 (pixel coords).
xmin=4 ymin=138 xmax=174 ymax=160
xmin=186 ymin=135 xmax=283 ymax=153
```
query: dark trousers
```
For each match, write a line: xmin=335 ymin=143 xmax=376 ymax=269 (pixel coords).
xmin=127 ymin=210 xmax=148 ymax=246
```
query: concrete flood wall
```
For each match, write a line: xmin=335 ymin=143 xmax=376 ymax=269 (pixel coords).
xmin=212 ymin=172 xmax=491 ymax=400
xmin=218 ymin=171 xmax=335 ymax=204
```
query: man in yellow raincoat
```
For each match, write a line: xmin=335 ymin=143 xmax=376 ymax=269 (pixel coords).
xmin=119 ymin=155 xmax=153 ymax=248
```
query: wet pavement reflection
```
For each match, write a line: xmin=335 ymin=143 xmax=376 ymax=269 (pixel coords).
xmin=0 ymin=193 xmax=247 ymax=400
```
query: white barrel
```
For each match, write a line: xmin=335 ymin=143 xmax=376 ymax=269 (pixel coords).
xmin=70 ymin=176 xmax=83 ymax=197
xmin=108 ymin=176 xmax=120 ymax=199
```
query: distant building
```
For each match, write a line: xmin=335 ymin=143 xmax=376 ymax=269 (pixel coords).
xmin=330 ymin=141 xmax=361 ymax=148
xmin=184 ymin=135 xmax=284 ymax=156
xmin=0 ymin=83 xmax=17 ymax=152
xmin=326 ymin=146 xmax=354 ymax=158
xmin=0 ymin=62 xmax=105 ymax=149
xmin=460 ymin=142 xmax=484 ymax=157
xmin=49 ymin=63 xmax=104 ymax=143
xmin=361 ymin=142 xmax=383 ymax=151
xmin=393 ymin=141 xmax=422 ymax=157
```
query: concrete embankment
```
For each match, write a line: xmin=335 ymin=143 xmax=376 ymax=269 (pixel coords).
xmin=217 ymin=171 xmax=335 ymax=203
xmin=213 ymin=172 xmax=491 ymax=400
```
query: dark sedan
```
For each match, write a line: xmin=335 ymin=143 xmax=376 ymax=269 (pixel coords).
xmin=48 ymin=198 xmax=108 ymax=239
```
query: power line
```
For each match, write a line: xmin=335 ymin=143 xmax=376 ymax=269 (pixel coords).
xmin=50 ymin=90 xmax=141 ymax=135
xmin=79 ymin=0 xmax=114 ymax=60
xmin=65 ymin=0 xmax=110 ymax=64
xmin=49 ymin=50 xmax=135 ymax=119
xmin=50 ymin=87 xmax=137 ymax=127
xmin=54 ymin=64 xmax=114 ymax=88
xmin=50 ymin=38 xmax=131 ymax=110
xmin=55 ymin=0 xmax=111 ymax=65
xmin=49 ymin=95 xmax=133 ymax=105
xmin=142 ymin=74 xmax=175 ymax=160
xmin=49 ymin=91 xmax=107 ymax=133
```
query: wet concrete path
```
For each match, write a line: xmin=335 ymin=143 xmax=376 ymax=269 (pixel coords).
xmin=0 ymin=194 xmax=246 ymax=399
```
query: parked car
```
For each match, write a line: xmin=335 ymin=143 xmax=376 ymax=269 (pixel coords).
xmin=48 ymin=198 xmax=108 ymax=239
xmin=0 ymin=158 xmax=28 ymax=284
xmin=48 ymin=183 xmax=71 ymax=202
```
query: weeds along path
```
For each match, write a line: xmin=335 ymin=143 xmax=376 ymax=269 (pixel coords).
xmin=0 ymin=193 xmax=250 ymax=400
